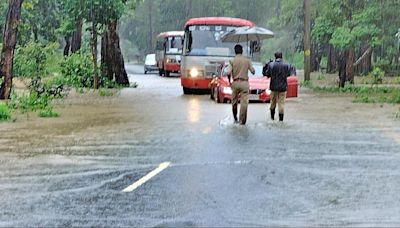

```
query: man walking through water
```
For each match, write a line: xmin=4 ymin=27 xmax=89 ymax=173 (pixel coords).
xmin=264 ymin=51 xmax=291 ymax=122
xmin=228 ymin=44 xmax=255 ymax=125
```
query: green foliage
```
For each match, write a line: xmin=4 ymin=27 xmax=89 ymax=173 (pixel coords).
xmin=299 ymin=80 xmax=312 ymax=88
xmin=395 ymin=77 xmax=400 ymax=84
xmin=316 ymin=73 xmax=325 ymax=80
xmin=13 ymin=41 xmax=59 ymax=78
xmin=369 ymin=67 xmax=384 ymax=84
xmin=13 ymin=92 xmax=50 ymax=114
xmin=330 ymin=27 xmax=353 ymax=48
xmin=98 ymin=88 xmax=115 ymax=97
xmin=0 ymin=102 xmax=11 ymax=121
xmin=19 ymin=0 xmax=62 ymax=44
xmin=60 ymin=53 xmax=94 ymax=88
xmin=81 ymin=0 xmax=125 ymax=25
xmin=309 ymin=84 xmax=400 ymax=104
xmin=38 ymin=107 xmax=59 ymax=118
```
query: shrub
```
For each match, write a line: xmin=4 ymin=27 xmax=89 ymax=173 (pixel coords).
xmin=99 ymin=88 xmax=115 ymax=97
xmin=60 ymin=53 xmax=94 ymax=88
xmin=369 ymin=67 xmax=384 ymax=84
xmin=16 ymin=92 xmax=50 ymax=113
xmin=0 ymin=102 xmax=11 ymax=121
xmin=38 ymin=107 xmax=59 ymax=118
xmin=13 ymin=41 xmax=58 ymax=78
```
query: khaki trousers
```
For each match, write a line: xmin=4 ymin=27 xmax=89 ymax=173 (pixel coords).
xmin=270 ymin=91 xmax=286 ymax=114
xmin=231 ymin=81 xmax=249 ymax=124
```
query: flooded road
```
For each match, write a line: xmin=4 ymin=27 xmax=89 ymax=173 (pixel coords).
xmin=1 ymin=64 xmax=399 ymax=227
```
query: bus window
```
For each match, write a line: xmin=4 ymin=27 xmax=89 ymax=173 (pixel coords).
xmin=185 ymin=25 xmax=248 ymax=57
xmin=166 ymin=36 xmax=183 ymax=54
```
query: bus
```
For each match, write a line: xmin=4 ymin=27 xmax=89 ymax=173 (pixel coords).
xmin=181 ymin=17 xmax=257 ymax=94
xmin=155 ymin=31 xmax=184 ymax=77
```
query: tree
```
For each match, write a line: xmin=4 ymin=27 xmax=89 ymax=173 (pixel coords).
xmin=312 ymin=0 xmax=381 ymax=87
xmin=58 ymin=0 xmax=83 ymax=56
xmin=80 ymin=0 xmax=124 ymax=89
xmin=101 ymin=20 xmax=129 ymax=86
xmin=0 ymin=0 xmax=23 ymax=100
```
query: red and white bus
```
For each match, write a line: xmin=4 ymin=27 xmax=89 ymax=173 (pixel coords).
xmin=155 ymin=31 xmax=184 ymax=77
xmin=181 ymin=17 xmax=256 ymax=94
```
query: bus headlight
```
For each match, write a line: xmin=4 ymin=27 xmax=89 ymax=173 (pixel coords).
xmin=222 ymin=87 xmax=232 ymax=94
xmin=190 ymin=68 xmax=199 ymax=77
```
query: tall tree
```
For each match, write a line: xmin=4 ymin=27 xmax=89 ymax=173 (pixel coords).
xmin=101 ymin=20 xmax=129 ymax=86
xmin=81 ymin=0 xmax=124 ymax=89
xmin=313 ymin=0 xmax=381 ymax=86
xmin=303 ymin=0 xmax=310 ymax=81
xmin=0 ymin=0 xmax=23 ymax=100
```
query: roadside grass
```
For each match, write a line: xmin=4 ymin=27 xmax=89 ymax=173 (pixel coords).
xmin=0 ymin=102 xmax=11 ymax=121
xmin=38 ymin=107 xmax=59 ymax=118
xmin=300 ymin=71 xmax=400 ymax=105
xmin=99 ymin=88 xmax=116 ymax=97
xmin=302 ymin=82 xmax=400 ymax=104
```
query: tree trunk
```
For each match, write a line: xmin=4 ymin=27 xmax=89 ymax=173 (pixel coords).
xmin=354 ymin=44 xmax=372 ymax=75
xmin=327 ymin=44 xmax=337 ymax=73
xmin=63 ymin=36 xmax=71 ymax=57
xmin=338 ymin=50 xmax=346 ymax=87
xmin=0 ymin=0 xmax=23 ymax=100
xmin=101 ymin=32 xmax=110 ymax=80
xmin=101 ymin=29 xmax=113 ymax=81
xmin=303 ymin=0 xmax=311 ymax=81
xmin=71 ymin=19 xmax=82 ymax=53
xmin=109 ymin=21 xmax=129 ymax=86
xmin=276 ymin=0 xmax=281 ymax=18
xmin=310 ymin=41 xmax=321 ymax=72
xmin=101 ymin=21 xmax=129 ymax=86
xmin=147 ymin=1 xmax=153 ymax=54
xmin=185 ymin=0 xmax=192 ymax=18
xmin=90 ymin=22 xmax=99 ymax=89
xmin=345 ymin=48 xmax=355 ymax=84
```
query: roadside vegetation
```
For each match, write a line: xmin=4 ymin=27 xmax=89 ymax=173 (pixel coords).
xmin=0 ymin=0 xmax=140 ymax=121
xmin=300 ymin=68 xmax=400 ymax=107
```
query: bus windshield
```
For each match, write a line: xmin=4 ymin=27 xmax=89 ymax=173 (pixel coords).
xmin=166 ymin=36 xmax=183 ymax=54
xmin=185 ymin=25 xmax=249 ymax=57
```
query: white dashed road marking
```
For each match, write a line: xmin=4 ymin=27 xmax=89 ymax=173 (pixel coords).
xmin=122 ymin=162 xmax=170 ymax=192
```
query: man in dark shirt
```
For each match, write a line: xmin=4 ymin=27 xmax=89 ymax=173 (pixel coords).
xmin=264 ymin=51 xmax=291 ymax=121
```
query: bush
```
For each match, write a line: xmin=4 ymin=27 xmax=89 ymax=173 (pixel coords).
xmin=369 ymin=67 xmax=384 ymax=84
xmin=99 ymin=88 xmax=115 ymax=97
xmin=38 ymin=107 xmax=59 ymax=118
xmin=0 ymin=102 xmax=11 ymax=121
xmin=13 ymin=41 xmax=59 ymax=78
xmin=15 ymin=92 xmax=50 ymax=113
xmin=60 ymin=53 xmax=94 ymax=88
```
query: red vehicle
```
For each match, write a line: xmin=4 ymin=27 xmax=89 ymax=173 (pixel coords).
xmin=181 ymin=17 xmax=259 ymax=94
xmin=155 ymin=31 xmax=184 ymax=77
xmin=210 ymin=62 xmax=298 ymax=103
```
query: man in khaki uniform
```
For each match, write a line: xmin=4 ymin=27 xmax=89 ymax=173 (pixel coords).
xmin=228 ymin=44 xmax=255 ymax=125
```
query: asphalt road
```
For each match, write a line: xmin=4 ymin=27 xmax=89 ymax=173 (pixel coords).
xmin=0 ymin=64 xmax=399 ymax=227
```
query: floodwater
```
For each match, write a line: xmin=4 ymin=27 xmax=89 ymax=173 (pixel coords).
xmin=0 ymin=64 xmax=399 ymax=227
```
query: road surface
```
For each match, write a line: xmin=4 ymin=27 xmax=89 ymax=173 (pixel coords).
xmin=0 ymin=64 xmax=399 ymax=226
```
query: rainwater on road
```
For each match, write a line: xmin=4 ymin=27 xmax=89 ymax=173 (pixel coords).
xmin=0 ymin=64 xmax=399 ymax=227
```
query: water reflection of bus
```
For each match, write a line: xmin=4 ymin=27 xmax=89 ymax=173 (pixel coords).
xmin=181 ymin=17 xmax=255 ymax=94
xmin=155 ymin=31 xmax=184 ymax=77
